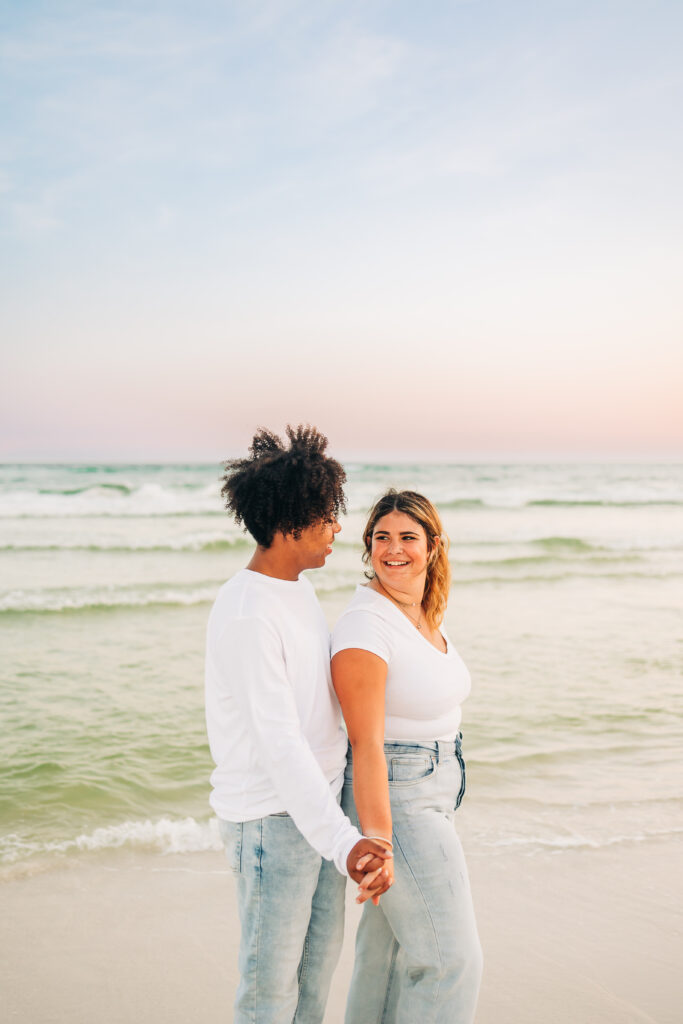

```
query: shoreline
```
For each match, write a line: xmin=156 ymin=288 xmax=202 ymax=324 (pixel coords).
xmin=4 ymin=839 xmax=681 ymax=1023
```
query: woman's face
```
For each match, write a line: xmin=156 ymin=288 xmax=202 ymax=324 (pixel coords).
xmin=369 ymin=510 xmax=431 ymax=590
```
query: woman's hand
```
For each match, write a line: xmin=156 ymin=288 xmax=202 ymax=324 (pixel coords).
xmin=356 ymin=848 xmax=394 ymax=904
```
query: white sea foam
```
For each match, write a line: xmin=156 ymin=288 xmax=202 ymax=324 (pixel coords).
xmin=478 ymin=825 xmax=683 ymax=854
xmin=0 ymin=817 xmax=224 ymax=864
xmin=0 ymin=483 xmax=223 ymax=518
xmin=0 ymin=531 xmax=249 ymax=553
xmin=4 ymin=817 xmax=681 ymax=868
xmin=0 ymin=584 xmax=220 ymax=613
xmin=2 ymin=462 xmax=683 ymax=518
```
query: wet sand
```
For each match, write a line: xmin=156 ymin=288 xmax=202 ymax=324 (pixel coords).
xmin=4 ymin=841 xmax=681 ymax=1023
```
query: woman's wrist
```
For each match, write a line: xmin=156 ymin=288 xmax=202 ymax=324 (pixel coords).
xmin=363 ymin=833 xmax=393 ymax=850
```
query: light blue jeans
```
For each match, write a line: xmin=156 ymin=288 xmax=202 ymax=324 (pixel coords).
xmin=342 ymin=736 xmax=483 ymax=1024
xmin=219 ymin=813 xmax=346 ymax=1024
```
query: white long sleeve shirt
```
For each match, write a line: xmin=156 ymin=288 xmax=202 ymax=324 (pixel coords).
xmin=205 ymin=568 xmax=361 ymax=876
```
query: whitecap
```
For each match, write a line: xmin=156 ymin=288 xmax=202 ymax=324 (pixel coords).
xmin=0 ymin=817 xmax=224 ymax=864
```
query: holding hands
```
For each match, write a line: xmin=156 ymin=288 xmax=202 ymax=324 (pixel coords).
xmin=347 ymin=836 xmax=394 ymax=905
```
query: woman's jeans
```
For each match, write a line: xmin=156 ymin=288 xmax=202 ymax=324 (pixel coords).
xmin=342 ymin=737 xmax=483 ymax=1024
xmin=219 ymin=813 xmax=346 ymax=1024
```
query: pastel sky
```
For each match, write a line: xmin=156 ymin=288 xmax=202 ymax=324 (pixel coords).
xmin=2 ymin=1 xmax=682 ymax=461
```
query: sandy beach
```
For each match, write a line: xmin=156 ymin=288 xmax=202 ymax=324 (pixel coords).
xmin=4 ymin=839 xmax=680 ymax=1024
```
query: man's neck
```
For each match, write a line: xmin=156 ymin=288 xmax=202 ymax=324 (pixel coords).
xmin=247 ymin=538 xmax=303 ymax=581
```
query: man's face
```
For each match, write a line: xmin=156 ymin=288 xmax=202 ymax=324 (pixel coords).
xmin=293 ymin=518 xmax=341 ymax=570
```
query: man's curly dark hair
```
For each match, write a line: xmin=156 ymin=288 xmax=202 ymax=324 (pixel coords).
xmin=221 ymin=424 xmax=347 ymax=548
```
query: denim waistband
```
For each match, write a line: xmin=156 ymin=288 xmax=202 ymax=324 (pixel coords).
xmin=348 ymin=733 xmax=463 ymax=764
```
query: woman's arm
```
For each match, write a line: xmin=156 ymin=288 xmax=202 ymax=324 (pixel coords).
xmin=331 ymin=648 xmax=393 ymax=858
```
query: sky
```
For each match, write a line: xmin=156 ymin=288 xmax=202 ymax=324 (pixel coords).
xmin=1 ymin=0 xmax=682 ymax=461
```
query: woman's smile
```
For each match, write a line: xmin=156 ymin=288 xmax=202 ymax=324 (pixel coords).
xmin=371 ymin=511 xmax=430 ymax=587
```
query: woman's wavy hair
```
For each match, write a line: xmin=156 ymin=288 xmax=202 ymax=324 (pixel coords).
xmin=221 ymin=424 xmax=346 ymax=548
xmin=362 ymin=489 xmax=451 ymax=629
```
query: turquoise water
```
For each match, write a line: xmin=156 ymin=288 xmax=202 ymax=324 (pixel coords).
xmin=1 ymin=462 xmax=682 ymax=874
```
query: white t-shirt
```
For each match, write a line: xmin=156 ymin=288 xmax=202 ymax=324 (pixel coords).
xmin=331 ymin=586 xmax=471 ymax=742
xmin=205 ymin=568 xmax=361 ymax=876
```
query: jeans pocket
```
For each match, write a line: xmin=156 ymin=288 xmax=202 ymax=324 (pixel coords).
xmin=218 ymin=819 xmax=242 ymax=873
xmin=389 ymin=754 xmax=436 ymax=786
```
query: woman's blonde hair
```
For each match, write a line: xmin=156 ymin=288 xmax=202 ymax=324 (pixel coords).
xmin=362 ymin=489 xmax=451 ymax=629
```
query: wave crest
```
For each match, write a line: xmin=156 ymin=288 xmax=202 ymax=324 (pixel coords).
xmin=0 ymin=584 xmax=220 ymax=614
xmin=0 ymin=816 xmax=224 ymax=865
xmin=0 ymin=483 xmax=224 ymax=518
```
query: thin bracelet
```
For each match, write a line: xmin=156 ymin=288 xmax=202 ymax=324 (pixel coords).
xmin=363 ymin=834 xmax=394 ymax=849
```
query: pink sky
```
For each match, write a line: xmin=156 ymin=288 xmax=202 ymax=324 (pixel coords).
xmin=2 ymin=3 xmax=682 ymax=461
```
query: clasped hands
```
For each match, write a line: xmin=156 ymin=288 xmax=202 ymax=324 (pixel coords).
xmin=346 ymin=837 xmax=395 ymax=905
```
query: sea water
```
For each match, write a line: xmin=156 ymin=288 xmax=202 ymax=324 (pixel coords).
xmin=1 ymin=462 xmax=682 ymax=875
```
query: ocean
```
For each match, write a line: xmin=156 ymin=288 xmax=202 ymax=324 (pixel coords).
xmin=1 ymin=462 xmax=682 ymax=878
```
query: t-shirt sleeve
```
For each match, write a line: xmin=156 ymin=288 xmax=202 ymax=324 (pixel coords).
xmin=331 ymin=608 xmax=393 ymax=663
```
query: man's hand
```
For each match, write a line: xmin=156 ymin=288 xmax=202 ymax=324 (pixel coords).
xmin=346 ymin=838 xmax=393 ymax=903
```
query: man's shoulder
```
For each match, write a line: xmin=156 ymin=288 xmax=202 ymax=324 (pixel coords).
xmin=212 ymin=568 xmax=249 ymax=604
xmin=208 ymin=572 xmax=325 ymax=651
xmin=211 ymin=570 xmax=318 ymax=620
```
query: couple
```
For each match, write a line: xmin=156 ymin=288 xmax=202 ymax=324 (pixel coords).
xmin=205 ymin=425 xmax=482 ymax=1024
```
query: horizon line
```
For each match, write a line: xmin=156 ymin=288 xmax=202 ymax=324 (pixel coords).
xmin=2 ymin=454 xmax=683 ymax=467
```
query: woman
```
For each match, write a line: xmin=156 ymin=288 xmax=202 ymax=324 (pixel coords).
xmin=331 ymin=489 xmax=482 ymax=1024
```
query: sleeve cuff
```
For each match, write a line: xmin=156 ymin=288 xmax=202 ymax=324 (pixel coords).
xmin=334 ymin=826 xmax=363 ymax=877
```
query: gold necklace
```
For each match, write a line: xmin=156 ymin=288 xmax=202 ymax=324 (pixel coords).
xmin=376 ymin=579 xmax=423 ymax=631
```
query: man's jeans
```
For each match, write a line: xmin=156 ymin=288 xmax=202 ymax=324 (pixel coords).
xmin=219 ymin=813 xmax=346 ymax=1024
xmin=342 ymin=737 xmax=483 ymax=1024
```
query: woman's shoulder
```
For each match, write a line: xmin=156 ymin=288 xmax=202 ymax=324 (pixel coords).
xmin=335 ymin=585 xmax=395 ymax=623
xmin=332 ymin=586 xmax=396 ymax=657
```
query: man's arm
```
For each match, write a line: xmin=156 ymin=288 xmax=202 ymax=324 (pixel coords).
xmin=212 ymin=615 xmax=390 ymax=890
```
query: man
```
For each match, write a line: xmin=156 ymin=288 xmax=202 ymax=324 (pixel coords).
xmin=205 ymin=425 xmax=392 ymax=1024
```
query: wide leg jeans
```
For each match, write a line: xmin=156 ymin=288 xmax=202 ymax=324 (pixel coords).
xmin=342 ymin=737 xmax=483 ymax=1024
